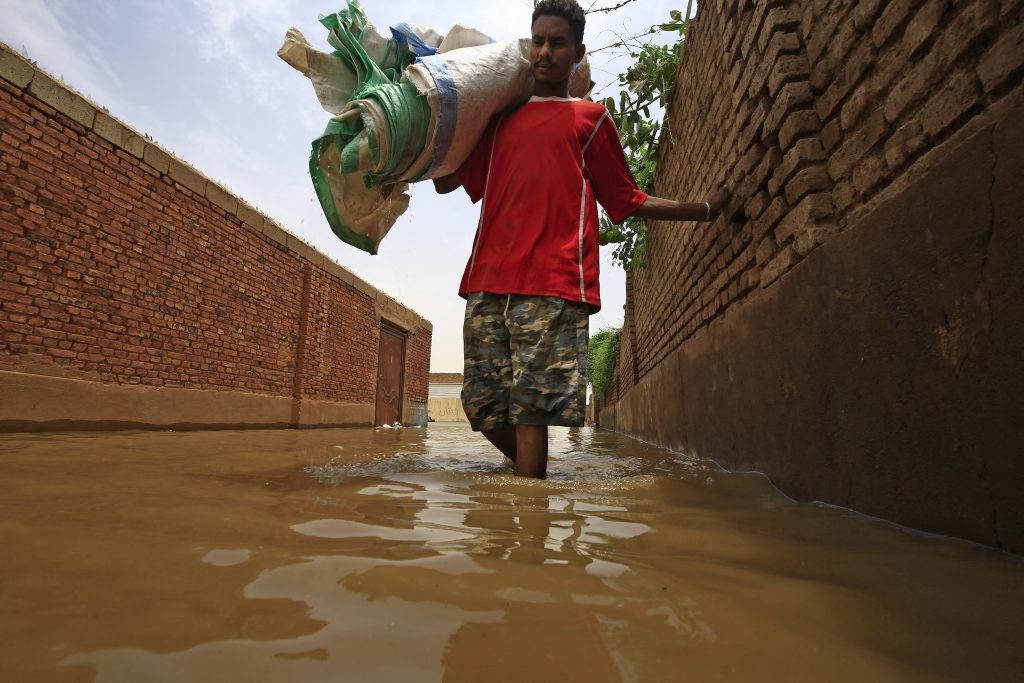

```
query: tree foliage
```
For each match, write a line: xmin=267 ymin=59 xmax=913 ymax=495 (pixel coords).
xmin=588 ymin=326 xmax=621 ymax=396
xmin=595 ymin=7 xmax=690 ymax=270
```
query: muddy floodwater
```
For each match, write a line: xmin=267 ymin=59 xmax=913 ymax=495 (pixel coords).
xmin=1 ymin=425 xmax=1022 ymax=682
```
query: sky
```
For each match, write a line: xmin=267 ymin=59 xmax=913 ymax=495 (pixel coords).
xmin=0 ymin=0 xmax=688 ymax=372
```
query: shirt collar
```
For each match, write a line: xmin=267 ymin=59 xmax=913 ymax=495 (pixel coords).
xmin=528 ymin=95 xmax=581 ymax=103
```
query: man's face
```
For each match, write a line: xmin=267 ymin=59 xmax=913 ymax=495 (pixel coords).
xmin=530 ymin=15 xmax=584 ymax=86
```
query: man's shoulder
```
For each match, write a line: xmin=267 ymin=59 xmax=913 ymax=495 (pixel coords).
xmin=515 ymin=97 xmax=608 ymax=116
xmin=569 ymin=100 xmax=616 ymax=133
xmin=570 ymin=99 xmax=608 ymax=117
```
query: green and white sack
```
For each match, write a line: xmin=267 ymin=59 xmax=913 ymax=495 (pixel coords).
xmin=279 ymin=1 xmax=534 ymax=254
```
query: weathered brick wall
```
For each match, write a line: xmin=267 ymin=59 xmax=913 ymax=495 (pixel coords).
xmin=625 ymin=0 xmax=1021 ymax=377
xmin=296 ymin=270 xmax=377 ymax=406
xmin=815 ymin=0 xmax=1020 ymax=215
xmin=602 ymin=1 xmax=1024 ymax=550
xmin=0 ymin=44 xmax=430 ymax=429
xmin=404 ymin=324 xmax=432 ymax=423
xmin=614 ymin=271 xmax=639 ymax=396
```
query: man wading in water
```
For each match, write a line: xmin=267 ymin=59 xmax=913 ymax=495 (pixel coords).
xmin=434 ymin=0 xmax=727 ymax=478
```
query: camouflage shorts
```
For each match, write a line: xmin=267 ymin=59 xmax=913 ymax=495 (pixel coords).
xmin=462 ymin=292 xmax=589 ymax=431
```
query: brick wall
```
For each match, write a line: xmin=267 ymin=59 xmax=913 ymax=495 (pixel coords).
xmin=601 ymin=1 xmax=1024 ymax=550
xmin=621 ymin=0 xmax=1021 ymax=379
xmin=403 ymin=315 xmax=431 ymax=425
xmin=0 ymin=43 xmax=431 ymax=430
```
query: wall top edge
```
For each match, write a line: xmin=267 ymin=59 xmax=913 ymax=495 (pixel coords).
xmin=0 ymin=40 xmax=431 ymax=330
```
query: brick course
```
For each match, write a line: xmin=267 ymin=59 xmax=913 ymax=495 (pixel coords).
xmin=0 ymin=43 xmax=430 ymax=429
xmin=613 ymin=0 xmax=1021 ymax=394
xmin=599 ymin=0 xmax=1024 ymax=550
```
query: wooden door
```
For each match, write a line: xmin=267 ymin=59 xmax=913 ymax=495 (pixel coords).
xmin=374 ymin=326 xmax=406 ymax=426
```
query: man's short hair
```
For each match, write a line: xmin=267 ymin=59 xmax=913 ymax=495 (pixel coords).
xmin=532 ymin=0 xmax=586 ymax=45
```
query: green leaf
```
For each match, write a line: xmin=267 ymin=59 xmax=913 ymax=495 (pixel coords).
xmin=587 ymin=327 xmax=621 ymax=396
xmin=593 ymin=7 xmax=683 ymax=271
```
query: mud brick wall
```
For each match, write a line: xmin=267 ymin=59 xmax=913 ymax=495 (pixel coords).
xmin=0 ymin=43 xmax=430 ymax=430
xmin=404 ymin=322 xmax=431 ymax=425
xmin=604 ymin=1 xmax=1023 ymax=551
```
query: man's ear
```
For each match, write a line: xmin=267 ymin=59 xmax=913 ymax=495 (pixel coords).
xmin=575 ymin=43 xmax=586 ymax=63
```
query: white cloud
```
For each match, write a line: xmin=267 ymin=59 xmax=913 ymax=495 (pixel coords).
xmin=187 ymin=0 xmax=297 ymax=60
xmin=0 ymin=0 xmax=119 ymax=104
xmin=185 ymin=0 xmax=319 ymax=108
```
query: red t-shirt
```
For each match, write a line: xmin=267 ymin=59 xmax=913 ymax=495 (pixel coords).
xmin=456 ymin=97 xmax=648 ymax=313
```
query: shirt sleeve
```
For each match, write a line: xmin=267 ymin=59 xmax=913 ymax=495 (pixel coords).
xmin=584 ymin=112 xmax=649 ymax=224
xmin=456 ymin=116 xmax=500 ymax=204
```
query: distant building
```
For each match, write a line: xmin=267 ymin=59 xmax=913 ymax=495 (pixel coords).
xmin=428 ymin=373 xmax=464 ymax=397
xmin=428 ymin=373 xmax=467 ymax=423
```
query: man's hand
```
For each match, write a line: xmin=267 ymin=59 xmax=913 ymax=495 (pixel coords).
xmin=632 ymin=184 xmax=730 ymax=223
xmin=703 ymin=185 xmax=729 ymax=219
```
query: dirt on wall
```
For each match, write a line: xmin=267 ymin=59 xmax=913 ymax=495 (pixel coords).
xmin=601 ymin=0 xmax=1024 ymax=551
xmin=0 ymin=43 xmax=431 ymax=431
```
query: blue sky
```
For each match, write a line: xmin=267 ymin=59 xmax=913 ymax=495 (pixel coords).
xmin=0 ymin=0 xmax=688 ymax=372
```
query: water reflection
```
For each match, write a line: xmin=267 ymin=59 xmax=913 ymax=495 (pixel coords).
xmin=200 ymin=549 xmax=252 ymax=567
xmin=0 ymin=425 xmax=1020 ymax=682
xmin=62 ymin=459 xmax=714 ymax=682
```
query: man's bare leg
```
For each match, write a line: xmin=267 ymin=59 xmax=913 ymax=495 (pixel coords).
xmin=482 ymin=425 xmax=517 ymax=461
xmin=514 ymin=425 xmax=548 ymax=478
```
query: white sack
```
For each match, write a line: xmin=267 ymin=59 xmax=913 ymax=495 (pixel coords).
xmin=405 ymin=38 xmax=534 ymax=178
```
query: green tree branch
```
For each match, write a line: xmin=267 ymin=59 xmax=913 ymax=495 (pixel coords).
xmin=596 ymin=10 xmax=690 ymax=270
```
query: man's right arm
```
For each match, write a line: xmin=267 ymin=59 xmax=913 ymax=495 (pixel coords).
xmin=433 ymin=174 xmax=462 ymax=194
xmin=631 ymin=185 xmax=729 ymax=222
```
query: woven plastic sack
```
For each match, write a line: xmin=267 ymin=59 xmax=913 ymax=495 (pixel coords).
xmin=404 ymin=38 xmax=532 ymax=179
xmin=280 ymin=3 xmax=424 ymax=253
xmin=279 ymin=2 xmax=553 ymax=254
